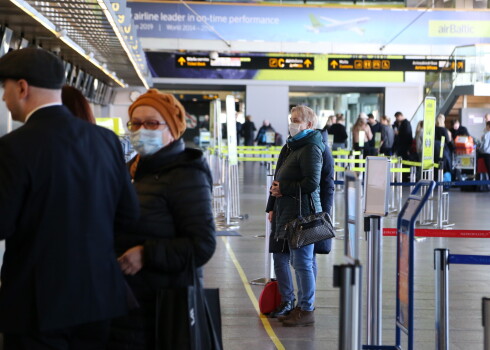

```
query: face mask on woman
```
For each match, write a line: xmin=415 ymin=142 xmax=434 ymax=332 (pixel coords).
xmin=288 ymin=122 xmax=303 ymax=137
xmin=130 ymin=129 xmax=164 ymax=156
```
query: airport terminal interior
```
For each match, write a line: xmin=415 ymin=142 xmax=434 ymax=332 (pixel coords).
xmin=1 ymin=0 xmax=490 ymax=349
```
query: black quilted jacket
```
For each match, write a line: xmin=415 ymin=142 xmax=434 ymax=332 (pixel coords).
xmin=108 ymin=138 xmax=216 ymax=350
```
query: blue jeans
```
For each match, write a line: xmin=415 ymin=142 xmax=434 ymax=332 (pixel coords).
xmin=273 ymin=252 xmax=294 ymax=303
xmin=273 ymin=250 xmax=317 ymax=308
xmin=290 ymin=244 xmax=316 ymax=311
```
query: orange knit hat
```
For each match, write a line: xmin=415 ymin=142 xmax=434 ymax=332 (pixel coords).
xmin=128 ymin=89 xmax=186 ymax=139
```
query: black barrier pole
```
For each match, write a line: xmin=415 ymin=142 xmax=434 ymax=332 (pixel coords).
xmin=334 ymin=263 xmax=363 ymax=350
xmin=483 ymin=298 xmax=490 ymax=350
xmin=434 ymin=249 xmax=449 ymax=350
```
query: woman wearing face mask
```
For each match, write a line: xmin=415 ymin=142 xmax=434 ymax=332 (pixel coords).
xmin=108 ymin=89 xmax=216 ymax=350
xmin=266 ymin=105 xmax=324 ymax=327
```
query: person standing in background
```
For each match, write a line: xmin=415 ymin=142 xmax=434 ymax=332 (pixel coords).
xmin=393 ymin=111 xmax=413 ymax=160
xmin=0 ymin=48 xmax=139 ymax=349
xmin=480 ymin=121 xmax=490 ymax=177
xmin=379 ymin=115 xmax=394 ymax=156
xmin=434 ymin=114 xmax=453 ymax=174
xmin=241 ymin=115 xmax=256 ymax=146
xmin=329 ymin=113 xmax=348 ymax=150
xmin=367 ymin=113 xmax=381 ymax=155
xmin=61 ymin=85 xmax=96 ymax=124
xmin=255 ymin=119 xmax=276 ymax=146
xmin=352 ymin=115 xmax=372 ymax=154
xmin=449 ymin=119 xmax=469 ymax=140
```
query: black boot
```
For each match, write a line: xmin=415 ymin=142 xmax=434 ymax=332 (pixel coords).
xmin=269 ymin=300 xmax=295 ymax=318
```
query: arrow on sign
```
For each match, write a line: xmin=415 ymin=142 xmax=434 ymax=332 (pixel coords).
xmin=457 ymin=61 xmax=464 ymax=69
xmin=330 ymin=60 xmax=338 ymax=69
xmin=178 ymin=57 xmax=186 ymax=66
xmin=304 ymin=59 xmax=312 ymax=68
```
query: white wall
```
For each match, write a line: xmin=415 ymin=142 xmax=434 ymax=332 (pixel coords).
xmin=245 ymin=84 xmax=289 ymax=144
xmin=385 ymin=84 xmax=424 ymax=134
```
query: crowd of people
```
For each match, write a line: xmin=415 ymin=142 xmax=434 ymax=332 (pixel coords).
xmin=322 ymin=110 xmax=490 ymax=177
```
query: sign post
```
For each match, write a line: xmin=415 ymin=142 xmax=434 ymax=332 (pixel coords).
xmin=334 ymin=171 xmax=362 ymax=350
xmin=395 ymin=181 xmax=435 ymax=350
xmin=363 ymin=157 xmax=390 ymax=346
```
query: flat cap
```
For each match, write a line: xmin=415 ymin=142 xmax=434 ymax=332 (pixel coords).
xmin=0 ymin=48 xmax=65 ymax=89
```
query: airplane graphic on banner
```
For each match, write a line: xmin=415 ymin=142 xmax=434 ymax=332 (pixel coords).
xmin=306 ymin=14 xmax=369 ymax=35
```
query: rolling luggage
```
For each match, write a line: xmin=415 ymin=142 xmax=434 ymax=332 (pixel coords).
xmin=258 ymin=280 xmax=281 ymax=314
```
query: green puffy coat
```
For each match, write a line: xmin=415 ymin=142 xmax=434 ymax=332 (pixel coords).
xmin=267 ymin=130 xmax=324 ymax=248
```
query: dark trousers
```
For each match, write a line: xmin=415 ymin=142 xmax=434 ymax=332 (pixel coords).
xmin=483 ymin=153 xmax=490 ymax=177
xmin=3 ymin=320 xmax=111 ymax=350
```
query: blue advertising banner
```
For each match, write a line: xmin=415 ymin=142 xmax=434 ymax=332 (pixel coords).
xmin=128 ymin=1 xmax=490 ymax=46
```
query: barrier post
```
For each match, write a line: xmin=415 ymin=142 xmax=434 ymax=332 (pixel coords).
xmin=363 ymin=157 xmax=390 ymax=347
xmin=434 ymin=248 xmax=450 ymax=350
xmin=483 ymin=298 xmax=490 ymax=350
xmin=250 ymin=174 xmax=275 ymax=285
xmin=396 ymin=158 xmax=403 ymax=212
xmin=410 ymin=165 xmax=417 ymax=193
xmin=419 ymin=168 xmax=435 ymax=225
xmin=334 ymin=263 xmax=363 ymax=350
xmin=435 ymin=164 xmax=454 ymax=229
xmin=366 ymin=216 xmax=383 ymax=345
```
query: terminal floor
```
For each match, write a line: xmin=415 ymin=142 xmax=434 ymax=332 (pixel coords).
xmin=203 ymin=162 xmax=490 ymax=350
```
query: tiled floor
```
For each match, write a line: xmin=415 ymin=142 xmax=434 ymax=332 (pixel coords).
xmin=204 ymin=161 xmax=490 ymax=350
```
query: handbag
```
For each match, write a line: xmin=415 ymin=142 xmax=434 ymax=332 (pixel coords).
xmin=285 ymin=186 xmax=335 ymax=250
xmin=258 ymin=280 xmax=281 ymax=314
xmin=155 ymin=256 xmax=223 ymax=350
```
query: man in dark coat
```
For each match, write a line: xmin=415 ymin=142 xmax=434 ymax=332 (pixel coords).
xmin=241 ymin=115 xmax=256 ymax=146
xmin=393 ymin=111 xmax=413 ymax=160
xmin=0 ymin=48 xmax=139 ymax=349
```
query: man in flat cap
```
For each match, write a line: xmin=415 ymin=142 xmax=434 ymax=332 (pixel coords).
xmin=0 ymin=48 xmax=139 ymax=349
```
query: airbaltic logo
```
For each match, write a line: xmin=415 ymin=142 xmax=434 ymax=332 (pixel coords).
xmin=429 ymin=20 xmax=490 ymax=37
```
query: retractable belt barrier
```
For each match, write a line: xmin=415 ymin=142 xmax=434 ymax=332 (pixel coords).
xmin=383 ymin=228 xmax=490 ymax=238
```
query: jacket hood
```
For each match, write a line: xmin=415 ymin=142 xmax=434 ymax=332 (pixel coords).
xmin=287 ymin=129 xmax=325 ymax=152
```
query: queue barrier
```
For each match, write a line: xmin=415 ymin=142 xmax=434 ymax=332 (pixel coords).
xmin=434 ymin=249 xmax=490 ymax=350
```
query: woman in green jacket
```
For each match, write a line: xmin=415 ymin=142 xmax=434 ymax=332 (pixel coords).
xmin=267 ymin=105 xmax=324 ymax=327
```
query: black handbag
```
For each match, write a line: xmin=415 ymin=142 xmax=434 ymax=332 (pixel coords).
xmin=285 ymin=186 xmax=335 ymax=250
xmin=155 ymin=256 xmax=222 ymax=350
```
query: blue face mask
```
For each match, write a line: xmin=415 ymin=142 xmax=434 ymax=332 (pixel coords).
xmin=130 ymin=129 xmax=164 ymax=156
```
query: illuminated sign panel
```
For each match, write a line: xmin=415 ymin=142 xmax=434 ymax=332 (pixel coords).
xmin=328 ymin=58 xmax=465 ymax=72
xmin=176 ymin=55 xmax=314 ymax=70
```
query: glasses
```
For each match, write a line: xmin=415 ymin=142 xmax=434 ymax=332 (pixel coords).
xmin=127 ymin=120 xmax=167 ymax=131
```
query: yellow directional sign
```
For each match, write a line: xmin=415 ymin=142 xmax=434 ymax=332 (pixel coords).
xmin=177 ymin=57 xmax=186 ymax=66
xmin=328 ymin=57 xmax=464 ymax=72
xmin=304 ymin=59 xmax=312 ymax=68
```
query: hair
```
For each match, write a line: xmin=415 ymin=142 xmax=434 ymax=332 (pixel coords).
xmin=436 ymin=114 xmax=445 ymax=127
xmin=291 ymin=105 xmax=318 ymax=129
xmin=416 ymin=120 xmax=424 ymax=134
xmin=353 ymin=116 xmax=366 ymax=129
xmin=487 ymin=121 xmax=490 ymax=129
xmin=336 ymin=113 xmax=344 ymax=122
xmin=368 ymin=113 xmax=375 ymax=119
xmin=451 ymin=119 xmax=460 ymax=127
xmin=62 ymin=85 xmax=95 ymax=124
xmin=380 ymin=115 xmax=390 ymax=124
xmin=246 ymin=115 xmax=252 ymax=121
xmin=394 ymin=111 xmax=403 ymax=118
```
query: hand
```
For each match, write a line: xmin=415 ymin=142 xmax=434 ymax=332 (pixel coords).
xmin=270 ymin=181 xmax=282 ymax=197
xmin=118 ymin=245 xmax=144 ymax=275
xmin=268 ymin=211 xmax=273 ymax=222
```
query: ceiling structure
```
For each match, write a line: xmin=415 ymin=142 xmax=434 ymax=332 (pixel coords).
xmin=0 ymin=0 xmax=151 ymax=88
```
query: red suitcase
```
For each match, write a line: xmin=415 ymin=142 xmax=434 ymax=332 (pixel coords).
xmin=258 ymin=280 xmax=281 ymax=314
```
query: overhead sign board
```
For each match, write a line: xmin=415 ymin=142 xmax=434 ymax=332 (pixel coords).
xmin=328 ymin=58 xmax=465 ymax=72
xmin=176 ymin=55 xmax=314 ymax=70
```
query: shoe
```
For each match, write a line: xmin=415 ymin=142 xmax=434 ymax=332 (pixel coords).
xmin=282 ymin=309 xmax=315 ymax=327
xmin=277 ymin=306 xmax=300 ymax=322
xmin=268 ymin=300 xmax=295 ymax=318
